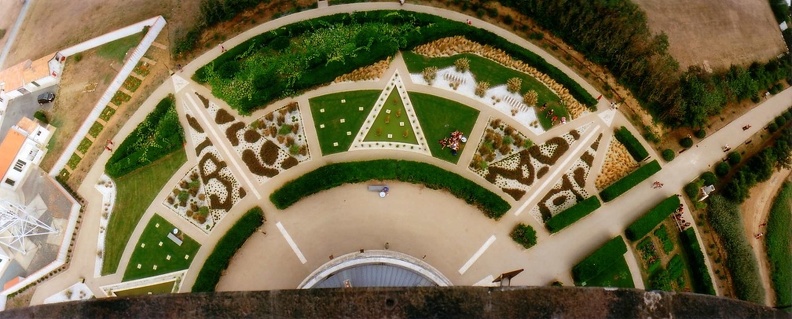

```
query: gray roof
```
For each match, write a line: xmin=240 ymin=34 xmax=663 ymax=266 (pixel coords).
xmin=313 ymin=264 xmax=437 ymax=288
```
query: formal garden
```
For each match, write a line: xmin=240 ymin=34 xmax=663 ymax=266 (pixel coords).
xmin=409 ymin=92 xmax=479 ymax=163
xmin=572 ymin=236 xmax=634 ymax=288
xmin=123 ymin=214 xmax=201 ymax=281
xmin=310 ymin=90 xmax=379 ymax=155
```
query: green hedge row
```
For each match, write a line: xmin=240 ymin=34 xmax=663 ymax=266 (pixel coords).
xmin=105 ymin=95 xmax=184 ymax=178
xmin=600 ymin=160 xmax=662 ymax=202
xmin=625 ymin=196 xmax=680 ymax=241
xmin=680 ymin=228 xmax=716 ymax=295
xmin=270 ymin=160 xmax=511 ymax=219
xmin=572 ymin=236 xmax=628 ymax=283
xmin=545 ymin=197 xmax=601 ymax=233
xmin=614 ymin=126 xmax=649 ymax=161
xmin=192 ymin=207 xmax=265 ymax=292
xmin=766 ymin=182 xmax=791 ymax=308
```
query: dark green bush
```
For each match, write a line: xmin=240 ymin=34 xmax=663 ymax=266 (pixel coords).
xmin=510 ymin=223 xmax=537 ymax=249
xmin=545 ymin=197 xmax=601 ymax=233
xmin=192 ymin=207 xmax=265 ymax=292
xmin=679 ymin=228 xmax=716 ymax=295
xmin=768 ymin=122 xmax=779 ymax=133
xmin=765 ymin=182 xmax=791 ymax=308
xmin=614 ymin=126 xmax=649 ymax=161
xmin=727 ymin=152 xmax=742 ymax=165
xmin=600 ymin=160 xmax=662 ymax=202
xmin=699 ymin=171 xmax=717 ymax=187
xmin=661 ymin=149 xmax=675 ymax=162
xmin=694 ymin=129 xmax=706 ymax=139
xmin=714 ymin=162 xmax=730 ymax=177
xmin=572 ymin=236 xmax=627 ymax=284
xmin=270 ymin=160 xmax=511 ymax=219
xmin=625 ymin=196 xmax=680 ymax=241
xmin=33 ymin=111 xmax=48 ymax=124
xmin=684 ymin=181 xmax=701 ymax=199
xmin=105 ymin=95 xmax=184 ymax=178
xmin=775 ymin=115 xmax=787 ymax=127
xmin=679 ymin=137 xmax=693 ymax=148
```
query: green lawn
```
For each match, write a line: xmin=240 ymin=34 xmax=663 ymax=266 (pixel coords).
xmin=364 ymin=89 xmax=418 ymax=144
xmin=67 ymin=153 xmax=81 ymax=170
xmin=88 ymin=122 xmax=104 ymax=138
xmin=77 ymin=138 xmax=92 ymax=154
xmin=100 ymin=106 xmax=116 ymax=122
xmin=573 ymin=236 xmax=634 ymax=288
xmin=123 ymin=214 xmax=201 ymax=281
xmin=409 ymin=92 xmax=479 ymax=163
xmin=113 ymin=281 xmax=176 ymax=297
xmin=103 ymin=149 xmax=187 ymax=275
xmin=96 ymin=32 xmax=144 ymax=62
xmin=309 ymin=90 xmax=379 ymax=155
xmin=403 ymin=51 xmax=565 ymax=130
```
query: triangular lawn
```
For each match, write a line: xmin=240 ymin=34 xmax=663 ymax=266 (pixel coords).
xmin=363 ymin=89 xmax=418 ymax=144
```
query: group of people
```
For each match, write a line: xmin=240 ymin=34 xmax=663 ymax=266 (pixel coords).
xmin=755 ymin=222 xmax=767 ymax=239
xmin=652 ymin=181 xmax=664 ymax=189
xmin=672 ymin=203 xmax=691 ymax=230
xmin=105 ymin=139 xmax=114 ymax=152
xmin=439 ymin=131 xmax=466 ymax=156
xmin=538 ymin=104 xmax=566 ymax=126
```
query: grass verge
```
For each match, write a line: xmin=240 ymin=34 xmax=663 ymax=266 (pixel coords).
xmin=96 ymin=32 xmax=144 ymax=62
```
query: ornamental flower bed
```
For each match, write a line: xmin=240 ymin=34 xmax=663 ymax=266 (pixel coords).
xmin=164 ymin=167 xmax=214 ymax=233
xmin=333 ymin=58 xmax=391 ymax=83
xmin=595 ymin=139 xmax=639 ymax=190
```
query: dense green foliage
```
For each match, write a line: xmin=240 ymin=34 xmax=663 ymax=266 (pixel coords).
xmin=600 ymin=160 xmax=662 ymax=202
xmin=614 ymin=126 xmax=649 ymax=161
xmin=766 ymin=182 xmax=792 ymax=308
xmin=572 ymin=236 xmax=632 ymax=288
xmin=707 ymin=195 xmax=764 ymax=303
xmin=769 ymin=0 xmax=791 ymax=24
xmin=510 ymin=223 xmax=538 ymax=249
xmin=715 ymin=162 xmax=730 ymax=177
xmin=679 ymin=228 xmax=716 ymax=295
xmin=661 ymin=149 xmax=675 ymax=162
xmin=626 ymin=196 xmax=680 ymax=241
xmin=270 ymin=160 xmax=510 ymax=219
xmin=700 ymin=172 xmax=718 ymax=187
xmin=192 ymin=207 xmax=265 ymax=292
xmin=194 ymin=11 xmax=595 ymax=114
xmin=723 ymin=120 xmax=792 ymax=202
xmin=545 ymin=197 xmax=601 ymax=233
xmin=33 ymin=111 xmax=48 ymax=124
xmin=105 ymin=96 xmax=184 ymax=178
xmin=679 ymin=137 xmax=693 ymax=148
xmin=727 ymin=151 xmax=742 ymax=165
xmin=497 ymin=0 xmax=792 ymax=128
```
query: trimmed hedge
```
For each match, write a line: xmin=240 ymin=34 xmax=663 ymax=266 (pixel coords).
xmin=766 ymin=182 xmax=792 ymax=308
xmin=270 ymin=160 xmax=510 ymax=219
xmin=625 ymin=196 xmax=680 ymax=241
xmin=680 ymin=228 xmax=716 ymax=295
xmin=545 ymin=197 xmax=602 ymax=233
xmin=614 ymin=126 xmax=649 ymax=161
xmin=510 ymin=223 xmax=538 ymax=249
xmin=192 ymin=207 xmax=265 ymax=292
xmin=105 ymin=95 xmax=184 ymax=178
xmin=600 ymin=160 xmax=662 ymax=202
xmin=572 ymin=236 xmax=628 ymax=284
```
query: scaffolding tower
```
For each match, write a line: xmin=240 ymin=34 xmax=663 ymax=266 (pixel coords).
xmin=0 ymin=200 xmax=58 ymax=255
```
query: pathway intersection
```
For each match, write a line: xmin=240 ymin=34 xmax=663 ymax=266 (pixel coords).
xmin=22 ymin=3 xmax=792 ymax=306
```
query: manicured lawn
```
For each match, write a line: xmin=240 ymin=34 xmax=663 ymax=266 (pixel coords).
xmin=409 ymin=92 xmax=479 ymax=163
xmin=88 ymin=122 xmax=104 ymax=138
xmin=403 ymin=51 xmax=565 ymax=130
xmin=77 ymin=138 xmax=92 ymax=154
xmin=103 ymin=149 xmax=187 ymax=275
xmin=67 ymin=153 xmax=81 ymax=170
xmin=113 ymin=281 xmax=175 ymax=297
xmin=96 ymin=32 xmax=143 ymax=62
xmin=123 ymin=76 xmax=142 ymax=92
xmin=364 ymin=89 xmax=418 ymax=144
xmin=123 ymin=214 xmax=201 ymax=281
xmin=309 ymin=90 xmax=379 ymax=155
xmin=100 ymin=106 xmax=116 ymax=122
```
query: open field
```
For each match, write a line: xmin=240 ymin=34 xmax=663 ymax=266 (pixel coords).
xmin=0 ymin=0 xmax=24 ymax=65
xmin=633 ymin=0 xmax=786 ymax=70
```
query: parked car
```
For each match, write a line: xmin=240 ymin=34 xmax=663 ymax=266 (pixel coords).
xmin=37 ymin=92 xmax=55 ymax=105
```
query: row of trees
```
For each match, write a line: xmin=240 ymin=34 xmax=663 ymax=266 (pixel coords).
xmin=497 ymin=0 xmax=792 ymax=128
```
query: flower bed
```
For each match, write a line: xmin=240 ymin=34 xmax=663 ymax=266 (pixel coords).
xmin=77 ymin=138 xmax=92 ymax=155
xmin=600 ymin=160 xmax=661 ymax=202
xmin=164 ymin=167 xmax=213 ymax=233
xmin=94 ymin=174 xmax=116 ymax=277
xmin=595 ymin=139 xmax=639 ymax=190
xmin=122 ymin=76 xmax=142 ymax=93
xmin=111 ymin=91 xmax=131 ymax=106
xmin=100 ymin=106 xmax=116 ymax=122
xmin=333 ymin=58 xmax=391 ymax=83
xmin=133 ymin=61 xmax=151 ymax=77
xmin=88 ymin=121 xmax=104 ymax=138
xmin=67 ymin=153 xmax=81 ymax=169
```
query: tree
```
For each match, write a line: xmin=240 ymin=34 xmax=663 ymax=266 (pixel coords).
xmin=661 ymin=149 xmax=675 ymax=161
xmin=475 ymin=82 xmax=490 ymax=97
xmin=715 ymin=162 xmax=730 ymax=177
xmin=727 ymin=152 xmax=741 ymax=165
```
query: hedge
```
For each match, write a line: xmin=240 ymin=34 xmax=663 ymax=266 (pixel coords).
xmin=105 ymin=95 xmax=184 ymax=178
xmin=614 ymin=126 xmax=649 ymax=161
xmin=766 ymin=182 xmax=791 ymax=308
xmin=545 ymin=197 xmax=601 ymax=233
xmin=680 ymin=228 xmax=716 ymax=295
xmin=270 ymin=160 xmax=511 ymax=219
xmin=572 ymin=236 xmax=628 ymax=283
xmin=625 ymin=196 xmax=680 ymax=241
xmin=600 ymin=160 xmax=662 ymax=202
xmin=192 ymin=207 xmax=265 ymax=292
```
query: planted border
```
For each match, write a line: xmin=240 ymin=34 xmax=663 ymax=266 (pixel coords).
xmin=766 ymin=182 xmax=791 ymax=308
xmin=625 ymin=196 xmax=680 ymax=241
xmin=545 ymin=196 xmax=601 ymax=233
xmin=572 ymin=236 xmax=631 ymax=287
xmin=192 ymin=207 xmax=264 ymax=292
xmin=679 ymin=228 xmax=716 ymax=295
xmin=270 ymin=160 xmax=510 ymax=219
xmin=614 ymin=126 xmax=649 ymax=161
xmin=600 ymin=160 xmax=661 ymax=202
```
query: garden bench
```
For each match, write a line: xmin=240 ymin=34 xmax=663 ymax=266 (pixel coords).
xmin=367 ymin=185 xmax=388 ymax=192
xmin=167 ymin=233 xmax=183 ymax=246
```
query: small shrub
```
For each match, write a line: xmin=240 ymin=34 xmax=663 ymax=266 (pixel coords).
xmin=510 ymin=223 xmax=537 ymax=249
xmin=661 ymin=149 xmax=675 ymax=162
xmin=679 ymin=137 xmax=693 ymax=148
xmin=422 ymin=67 xmax=438 ymax=84
xmin=475 ymin=81 xmax=490 ymax=97
xmin=727 ymin=152 xmax=741 ymax=165
xmin=506 ymin=77 xmax=522 ymax=93
xmin=34 ymin=111 xmax=48 ymax=124
xmin=714 ymin=162 xmax=730 ymax=177
xmin=523 ymin=90 xmax=538 ymax=106
xmin=694 ymin=129 xmax=706 ymax=139
xmin=700 ymin=171 xmax=717 ymax=186
xmin=454 ymin=58 xmax=470 ymax=72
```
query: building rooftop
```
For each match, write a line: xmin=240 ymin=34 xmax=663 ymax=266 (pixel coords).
xmin=0 ymin=130 xmax=26 ymax=181
xmin=0 ymin=54 xmax=55 ymax=92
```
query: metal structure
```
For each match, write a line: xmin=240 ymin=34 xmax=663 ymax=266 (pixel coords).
xmin=0 ymin=200 xmax=58 ymax=254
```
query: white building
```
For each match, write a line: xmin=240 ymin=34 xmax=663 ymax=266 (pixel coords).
xmin=0 ymin=118 xmax=51 ymax=191
xmin=0 ymin=53 xmax=64 ymax=100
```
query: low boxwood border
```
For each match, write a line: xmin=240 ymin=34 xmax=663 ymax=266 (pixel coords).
xmin=192 ymin=207 xmax=265 ymax=292
xmin=614 ymin=126 xmax=649 ymax=162
xmin=270 ymin=160 xmax=511 ymax=219
xmin=625 ymin=196 xmax=680 ymax=241
xmin=545 ymin=197 xmax=601 ymax=233
xmin=600 ymin=160 xmax=661 ymax=202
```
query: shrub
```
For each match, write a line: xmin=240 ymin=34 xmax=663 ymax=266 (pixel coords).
xmin=454 ymin=57 xmax=470 ymax=72
xmin=775 ymin=115 xmax=787 ymax=127
xmin=192 ymin=207 xmax=264 ymax=292
xmin=510 ymin=223 xmax=537 ymax=249
xmin=679 ymin=137 xmax=693 ymax=148
xmin=661 ymin=149 xmax=675 ymax=162
xmin=614 ymin=126 xmax=649 ymax=161
xmin=768 ymin=122 xmax=779 ymax=133
xmin=765 ymin=182 xmax=792 ymax=308
xmin=679 ymin=228 xmax=716 ymax=295
xmin=33 ymin=111 xmax=48 ymax=124
xmin=572 ymin=236 xmax=627 ymax=284
xmin=506 ymin=77 xmax=522 ymax=93
xmin=694 ymin=129 xmax=706 ymax=139
xmin=684 ymin=181 xmax=702 ymax=199
xmin=545 ymin=197 xmax=601 ymax=233
xmin=475 ymin=81 xmax=490 ymax=97
xmin=714 ymin=161 xmax=730 ymax=177
xmin=422 ymin=66 xmax=438 ymax=84
xmin=600 ymin=160 xmax=661 ymax=202
xmin=625 ymin=196 xmax=680 ymax=241
xmin=522 ymin=90 xmax=538 ymax=106
xmin=699 ymin=171 xmax=717 ymax=187
xmin=727 ymin=151 xmax=741 ymax=165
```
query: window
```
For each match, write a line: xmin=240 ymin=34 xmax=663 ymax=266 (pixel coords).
xmin=13 ymin=160 xmax=25 ymax=172
xmin=4 ymin=179 xmax=15 ymax=186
